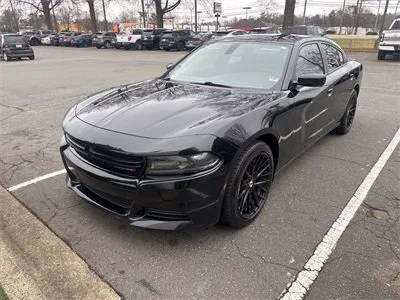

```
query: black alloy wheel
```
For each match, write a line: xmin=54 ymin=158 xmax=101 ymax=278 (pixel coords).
xmin=221 ymin=142 xmax=274 ymax=228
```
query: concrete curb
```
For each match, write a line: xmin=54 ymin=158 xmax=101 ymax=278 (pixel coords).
xmin=0 ymin=186 xmax=120 ymax=300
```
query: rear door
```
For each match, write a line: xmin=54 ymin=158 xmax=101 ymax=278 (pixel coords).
xmin=320 ymin=43 xmax=353 ymax=122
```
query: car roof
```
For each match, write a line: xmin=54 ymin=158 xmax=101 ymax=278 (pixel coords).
xmin=212 ymin=34 xmax=335 ymax=46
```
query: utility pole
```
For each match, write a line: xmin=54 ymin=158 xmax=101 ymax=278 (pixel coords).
xmin=243 ymin=7 xmax=251 ymax=20
xmin=379 ymin=0 xmax=390 ymax=36
xmin=141 ymin=0 xmax=147 ymax=28
xmin=375 ymin=0 xmax=382 ymax=30
xmin=302 ymin=0 xmax=308 ymax=25
xmin=339 ymin=0 xmax=346 ymax=34
xmin=395 ymin=0 xmax=399 ymax=16
xmin=194 ymin=0 xmax=198 ymax=33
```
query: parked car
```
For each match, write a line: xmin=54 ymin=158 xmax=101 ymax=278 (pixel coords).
xmin=92 ymin=32 xmax=117 ymax=49
xmin=378 ymin=17 xmax=400 ymax=60
xmin=1 ymin=34 xmax=34 ymax=61
xmin=141 ymin=28 xmax=166 ymax=50
xmin=116 ymin=29 xmax=143 ymax=50
xmin=284 ymin=25 xmax=326 ymax=36
xmin=249 ymin=27 xmax=281 ymax=34
xmin=59 ymin=32 xmax=81 ymax=46
xmin=60 ymin=34 xmax=362 ymax=230
xmin=20 ymin=30 xmax=53 ymax=46
xmin=41 ymin=33 xmax=59 ymax=46
xmin=71 ymin=34 xmax=93 ymax=47
xmin=160 ymin=29 xmax=194 ymax=51
xmin=185 ymin=32 xmax=214 ymax=50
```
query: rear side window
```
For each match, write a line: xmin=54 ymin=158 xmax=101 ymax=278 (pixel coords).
xmin=132 ymin=30 xmax=142 ymax=35
xmin=322 ymin=43 xmax=344 ymax=72
xmin=296 ymin=43 xmax=324 ymax=76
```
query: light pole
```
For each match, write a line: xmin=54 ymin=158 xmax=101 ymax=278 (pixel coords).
xmin=379 ymin=0 xmax=390 ymax=37
xmin=243 ymin=7 xmax=251 ymax=20
xmin=302 ymin=0 xmax=308 ymax=25
xmin=375 ymin=0 xmax=382 ymax=30
xmin=395 ymin=0 xmax=399 ymax=16
xmin=194 ymin=0 xmax=198 ymax=33
xmin=339 ymin=0 xmax=346 ymax=34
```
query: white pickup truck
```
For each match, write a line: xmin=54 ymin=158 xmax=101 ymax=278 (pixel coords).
xmin=378 ymin=17 xmax=400 ymax=60
xmin=116 ymin=29 xmax=143 ymax=50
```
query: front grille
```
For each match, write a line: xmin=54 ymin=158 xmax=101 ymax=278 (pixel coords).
xmin=66 ymin=134 xmax=146 ymax=178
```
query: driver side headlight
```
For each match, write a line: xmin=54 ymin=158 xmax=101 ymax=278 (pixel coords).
xmin=146 ymin=152 xmax=220 ymax=175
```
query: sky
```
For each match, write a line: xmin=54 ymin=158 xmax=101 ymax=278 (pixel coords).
xmin=106 ymin=0 xmax=400 ymax=23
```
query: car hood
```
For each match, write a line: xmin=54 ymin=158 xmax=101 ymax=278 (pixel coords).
xmin=74 ymin=80 xmax=277 ymax=138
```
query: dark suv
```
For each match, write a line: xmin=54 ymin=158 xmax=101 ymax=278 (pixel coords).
xmin=141 ymin=29 xmax=166 ymax=50
xmin=93 ymin=32 xmax=117 ymax=48
xmin=160 ymin=30 xmax=194 ymax=51
xmin=1 ymin=34 xmax=34 ymax=61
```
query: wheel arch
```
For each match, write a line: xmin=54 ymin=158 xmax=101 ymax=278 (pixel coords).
xmin=354 ymin=84 xmax=360 ymax=96
xmin=256 ymin=133 xmax=279 ymax=172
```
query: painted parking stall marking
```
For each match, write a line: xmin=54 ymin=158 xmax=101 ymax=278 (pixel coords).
xmin=279 ymin=127 xmax=400 ymax=300
xmin=7 ymin=169 xmax=66 ymax=192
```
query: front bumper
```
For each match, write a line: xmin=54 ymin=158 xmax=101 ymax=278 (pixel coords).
xmin=379 ymin=43 xmax=400 ymax=52
xmin=61 ymin=145 xmax=226 ymax=230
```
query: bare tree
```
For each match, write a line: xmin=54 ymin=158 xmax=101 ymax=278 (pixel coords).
xmin=153 ymin=0 xmax=181 ymax=28
xmin=283 ymin=0 xmax=295 ymax=30
xmin=86 ymin=0 xmax=98 ymax=32
xmin=15 ymin=0 xmax=63 ymax=29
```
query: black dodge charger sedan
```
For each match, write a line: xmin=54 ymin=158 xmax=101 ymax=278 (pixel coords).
xmin=61 ymin=34 xmax=362 ymax=230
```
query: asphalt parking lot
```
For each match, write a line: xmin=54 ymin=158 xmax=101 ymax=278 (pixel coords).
xmin=1 ymin=46 xmax=399 ymax=299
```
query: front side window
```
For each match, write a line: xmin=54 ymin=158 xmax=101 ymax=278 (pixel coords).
xmin=168 ymin=42 xmax=291 ymax=90
xmin=296 ymin=43 xmax=324 ymax=76
xmin=322 ymin=43 xmax=344 ymax=72
xmin=391 ymin=20 xmax=400 ymax=29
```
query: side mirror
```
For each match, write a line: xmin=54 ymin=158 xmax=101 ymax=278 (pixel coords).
xmin=295 ymin=74 xmax=326 ymax=87
xmin=166 ymin=63 xmax=174 ymax=70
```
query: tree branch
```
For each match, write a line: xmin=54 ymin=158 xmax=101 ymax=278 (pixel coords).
xmin=163 ymin=0 xmax=180 ymax=13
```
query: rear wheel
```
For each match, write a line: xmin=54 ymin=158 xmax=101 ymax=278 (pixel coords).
xmin=221 ymin=142 xmax=274 ymax=228
xmin=177 ymin=41 xmax=185 ymax=51
xmin=105 ymin=41 xmax=111 ymax=48
xmin=378 ymin=50 xmax=386 ymax=60
xmin=29 ymin=55 xmax=35 ymax=60
xmin=96 ymin=45 xmax=102 ymax=49
xmin=3 ymin=53 xmax=9 ymax=61
xmin=332 ymin=90 xmax=357 ymax=135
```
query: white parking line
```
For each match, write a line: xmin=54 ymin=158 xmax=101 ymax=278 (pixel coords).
xmin=7 ymin=169 xmax=66 ymax=192
xmin=279 ymin=127 xmax=400 ymax=300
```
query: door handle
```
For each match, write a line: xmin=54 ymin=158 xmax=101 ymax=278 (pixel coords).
xmin=327 ymin=88 xmax=334 ymax=97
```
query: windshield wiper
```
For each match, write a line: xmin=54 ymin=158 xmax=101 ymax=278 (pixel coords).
xmin=195 ymin=81 xmax=232 ymax=88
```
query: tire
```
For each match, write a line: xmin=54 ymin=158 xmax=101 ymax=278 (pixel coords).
xmin=30 ymin=38 xmax=40 ymax=46
xmin=96 ymin=45 xmax=102 ymax=49
xmin=136 ymin=40 xmax=143 ymax=50
xmin=332 ymin=90 xmax=358 ymax=135
xmin=221 ymin=141 xmax=275 ymax=228
xmin=378 ymin=50 xmax=386 ymax=60
xmin=3 ymin=52 xmax=8 ymax=61
xmin=177 ymin=41 xmax=185 ymax=51
xmin=29 ymin=55 xmax=35 ymax=60
xmin=105 ymin=41 xmax=111 ymax=48
xmin=115 ymin=45 xmax=121 ymax=49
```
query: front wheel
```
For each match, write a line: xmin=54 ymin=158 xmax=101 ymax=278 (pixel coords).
xmin=104 ymin=41 xmax=111 ymax=48
xmin=3 ymin=53 xmax=9 ymax=61
xmin=378 ymin=50 xmax=387 ymax=60
xmin=332 ymin=90 xmax=357 ymax=135
xmin=29 ymin=55 xmax=35 ymax=60
xmin=221 ymin=142 xmax=274 ymax=228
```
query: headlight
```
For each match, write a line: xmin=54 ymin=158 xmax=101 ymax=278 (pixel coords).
xmin=146 ymin=152 xmax=220 ymax=175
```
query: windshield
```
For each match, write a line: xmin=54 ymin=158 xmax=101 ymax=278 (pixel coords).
xmin=392 ymin=20 xmax=400 ymax=30
xmin=167 ymin=42 xmax=291 ymax=90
